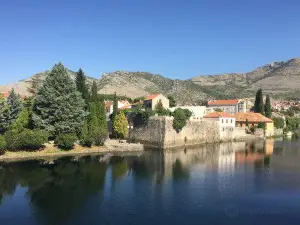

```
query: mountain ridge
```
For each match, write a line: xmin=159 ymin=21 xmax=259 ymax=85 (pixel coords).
xmin=1 ymin=58 xmax=300 ymax=104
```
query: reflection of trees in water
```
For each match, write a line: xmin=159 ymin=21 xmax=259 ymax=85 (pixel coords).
xmin=0 ymin=156 xmax=108 ymax=224
xmin=110 ymin=156 xmax=129 ymax=180
xmin=172 ymin=159 xmax=189 ymax=180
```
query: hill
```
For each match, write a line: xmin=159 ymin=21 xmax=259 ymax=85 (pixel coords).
xmin=1 ymin=58 xmax=300 ymax=104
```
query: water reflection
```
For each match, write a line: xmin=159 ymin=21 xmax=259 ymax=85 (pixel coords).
xmin=1 ymin=138 xmax=300 ymax=224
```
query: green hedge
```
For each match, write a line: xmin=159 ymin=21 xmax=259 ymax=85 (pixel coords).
xmin=4 ymin=129 xmax=48 ymax=151
xmin=55 ymin=133 xmax=77 ymax=150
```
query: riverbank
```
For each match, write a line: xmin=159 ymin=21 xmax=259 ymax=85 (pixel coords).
xmin=0 ymin=141 xmax=144 ymax=162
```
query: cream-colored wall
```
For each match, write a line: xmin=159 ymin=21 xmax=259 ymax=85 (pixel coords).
xmin=169 ymin=106 xmax=207 ymax=119
xmin=151 ymin=94 xmax=170 ymax=110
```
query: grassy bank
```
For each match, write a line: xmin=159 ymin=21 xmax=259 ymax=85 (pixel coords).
xmin=0 ymin=142 xmax=143 ymax=162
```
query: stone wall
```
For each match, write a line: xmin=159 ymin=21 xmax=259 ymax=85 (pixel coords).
xmin=129 ymin=116 xmax=237 ymax=150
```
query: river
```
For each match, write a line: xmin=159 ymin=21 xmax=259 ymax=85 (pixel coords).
xmin=1 ymin=138 xmax=300 ymax=225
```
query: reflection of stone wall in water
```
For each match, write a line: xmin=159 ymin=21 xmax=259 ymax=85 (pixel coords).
xmin=129 ymin=117 xmax=237 ymax=149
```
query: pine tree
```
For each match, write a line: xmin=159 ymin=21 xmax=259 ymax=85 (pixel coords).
xmin=113 ymin=111 xmax=128 ymax=139
xmin=254 ymin=89 xmax=264 ymax=115
xmin=264 ymin=95 xmax=272 ymax=118
xmin=6 ymin=89 xmax=23 ymax=127
xmin=27 ymin=74 xmax=41 ymax=96
xmin=96 ymin=100 xmax=108 ymax=138
xmin=112 ymin=92 xmax=118 ymax=122
xmin=32 ymin=63 xmax=85 ymax=138
xmin=10 ymin=108 xmax=29 ymax=132
xmin=0 ymin=93 xmax=8 ymax=133
xmin=75 ymin=68 xmax=89 ymax=103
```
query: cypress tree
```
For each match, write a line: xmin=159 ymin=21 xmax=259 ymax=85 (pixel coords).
xmin=254 ymin=89 xmax=264 ymax=115
xmin=112 ymin=92 xmax=118 ymax=122
xmin=96 ymin=100 xmax=108 ymax=138
xmin=264 ymin=95 xmax=272 ymax=118
xmin=155 ymin=99 xmax=164 ymax=112
xmin=75 ymin=68 xmax=89 ymax=103
xmin=32 ymin=63 xmax=85 ymax=138
xmin=91 ymin=81 xmax=99 ymax=102
xmin=88 ymin=102 xmax=106 ymax=146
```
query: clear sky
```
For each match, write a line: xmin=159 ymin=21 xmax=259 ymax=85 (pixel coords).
xmin=1 ymin=0 xmax=300 ymax=84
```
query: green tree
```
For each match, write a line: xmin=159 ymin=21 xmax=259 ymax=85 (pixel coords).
xmin=245 ymin=119 xmax=249 ymax=127
xmin=113 ymin=111 xmax=128 ymax=138
xmin=155 ymin=99 xmax=164 ymax=113
xmin=264 ymin=95 xmax=272 ymax=118
xmin=167 ymin=95 xmax=176 ymax=107
xmin=27 ymin=74 xmax=41 ymax=96
xmin=254 ymin=89 xmax=264 ymax=115
xmin=75 ymin=68 xmax=89 ymax=104
xmin=10 ymin=108 xmax=29 ymax=132
xmin=89 ymin=103 xmax=106 ymax=146
xmin=2 ymin=89 xmax=23 ymax=131
xmin=111 ymin=92 xmax=118 ymax=122
xmin=0 ymin=94 xmax=8 ymax=133
xmin=32 ymin=63 xmax=85 ymax=138
xmin=80 ymin=119 xmax=93 ymax=147
xmin=95 ymin=100 xmax=108 ymax=139
xmin=90 ymin=81 xmax=98 ymax=102
xmin=273 ymin=117 xmax=285 ymax=129
xmin=172 ymin=108 xmax=189 ymax=133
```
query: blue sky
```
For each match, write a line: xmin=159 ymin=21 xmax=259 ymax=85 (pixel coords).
xmin=1 ymin=0 xmax=300 ymax=84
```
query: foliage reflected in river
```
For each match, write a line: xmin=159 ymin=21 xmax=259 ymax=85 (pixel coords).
xmin=1 ymin=138 xmax=300 ymax=225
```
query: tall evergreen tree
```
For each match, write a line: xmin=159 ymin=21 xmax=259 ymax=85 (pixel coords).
xmin=0 ymin=93 xmax=8 ymax=133
xmin=264 ymin=95 xmax=272 ymax=118
xmin=254 ymin=89 xmax=264 ymax=115
xmin=91 ymin=81 xmax=99 ymax=102
xmin=75 ymin=68 xmax=89 ymax=103
xmin=112 ymin=92 xmax=118 ymax=122
xmin=6 ymin=89 xmax=23 ymax=128
xmin=32 ymin=63 xmax=85 ymax=138
xmin=167 ymin=95 xmax=176 ymax=107
xmin=88 ymin=102 xmax=106 ymax=146
xmin=27 ymin=74 xmax=41 ymax=96
xmin=96 ymin=100 xmax=108 ymax=138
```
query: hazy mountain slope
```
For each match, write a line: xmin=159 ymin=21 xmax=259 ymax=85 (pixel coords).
xmin=1 ymin=57 xmax=300 ymax=103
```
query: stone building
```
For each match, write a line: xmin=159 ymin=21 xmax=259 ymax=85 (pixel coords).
xmin=207 ymin=99 xmax=246 ymax=114
xmin=143 ymin=94 xmax=169 ymax=110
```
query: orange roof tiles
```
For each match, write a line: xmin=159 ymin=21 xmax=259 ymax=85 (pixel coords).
xmin=144 ymin=93 xmax=160 ymax=101
xmin=120 ymin=105 xmax=131 ymax=110
xmin=204 ymin=112 xmax=234 ymax=118
xmin=208 ymin=99 xmax=239 ymax=106
xmin=233 ymin=112 xmax=273 ymax=123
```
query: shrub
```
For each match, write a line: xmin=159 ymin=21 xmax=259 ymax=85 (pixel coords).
xmin=172 ymin=108 xmax=188 ymax=133
xmin=0 ymin=136 xmax=5 ymax=155
xmin=113 ymin=111 xmax=129 ymax=139
xmin=4 ymin=129 xmax=48 ymax=151
xmin=273 ymin=117 xmax=285 ymax=129
xmin=156 ymin=108 xmax=172 ymax=116
xmin=257 ymin=122 xmax=266 ymax=129
xmin=55 ymin=133 xmax=77 ymax=150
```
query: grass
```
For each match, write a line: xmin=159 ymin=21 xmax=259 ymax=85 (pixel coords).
xmin=0 ymin=143 xmax=106 ymax=161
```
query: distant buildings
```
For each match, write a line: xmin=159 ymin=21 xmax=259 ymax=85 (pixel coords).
xmin=207 ymin=99 xmax=246 ymax=114
xmin=204 ymin=112 xmax=236 ymax=132
xmin=234 ymin=112 xmax=274 ymax=136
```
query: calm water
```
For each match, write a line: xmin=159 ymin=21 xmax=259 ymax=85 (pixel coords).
xmin=1 ymin=138 xmax=300 ymax=225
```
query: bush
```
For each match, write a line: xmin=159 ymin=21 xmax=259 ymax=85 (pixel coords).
xmin=273 ymin=117 xmax=285 ymax=129
xmin=55 ymin=133 xmax=77 ymax=150
xmin=4 ymin=129 xmax=48 ymax=151
xmin=257 ymin=122 xmax=266 ymax=129
xmin=156 ymin=108 xmax=172 ymax=116
xmin=172 ymin=108 xmax=188 ymax=133
xmin=0 ymin=136 xmax=5 ymax=155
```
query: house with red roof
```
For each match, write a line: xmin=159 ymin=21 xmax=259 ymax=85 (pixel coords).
xmin=143 ymin=93 xmax=169 ymax=110
xmin=204 ymin=112 xmax=236 ymax=129
xmin=207 ymin=99 xmax=246 ymax=115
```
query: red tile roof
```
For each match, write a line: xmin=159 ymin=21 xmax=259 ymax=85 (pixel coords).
xmin=204 ymin=112 xmax=234 ymax=118
xmin=233 ymin=112 xmax=273 ymax=123
xmin=208 ymin=99 xmax=239 ymax=106
xmin=105 ymin=101 xmax=112 ymax=108
xmin=120 ymin=105 xmax=131 ymax=110
xmin=144 ymin=93 xmax=160 ymax=101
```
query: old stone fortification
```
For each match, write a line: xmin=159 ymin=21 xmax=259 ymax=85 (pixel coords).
xmin=129 ymin=116 xmax=237 ymax=149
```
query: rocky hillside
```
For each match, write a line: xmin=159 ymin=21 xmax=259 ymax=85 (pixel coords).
xmin=1 ymin=58 xmax=300 ymax=104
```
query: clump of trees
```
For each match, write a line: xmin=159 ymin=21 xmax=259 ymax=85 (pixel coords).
xmin=172 ymin=108 xmax=192 ymax=133
xmin=0 ymin=63 xmax=109 ymax=153
xmin=254 ymin=89 xmax=272 ymax=118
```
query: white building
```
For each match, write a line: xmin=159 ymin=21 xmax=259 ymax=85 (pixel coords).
xmin=207 ymin=99 xmax=246 ymax=114
xmin=169 ymin=106 xmax=207 ymax=120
